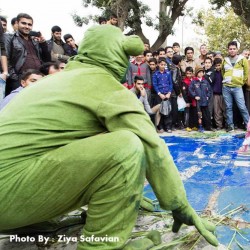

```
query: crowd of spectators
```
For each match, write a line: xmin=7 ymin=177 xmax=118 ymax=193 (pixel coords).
xmin=127 ymin=42 xmax=250 ymax=133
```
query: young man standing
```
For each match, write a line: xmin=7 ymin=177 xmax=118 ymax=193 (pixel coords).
xmin=222 ymin=41 xmax=249 ymax=132
xmin=47 ymin=25 xmax=69 ymax=63
xmin=180 ymin=47 xmax=199 ymax=74
xmin=4 ymin=13 xmax=51 ymax=95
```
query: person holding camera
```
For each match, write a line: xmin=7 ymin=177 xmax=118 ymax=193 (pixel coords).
xmin=4 ymin=13 xmax=51 ymax=95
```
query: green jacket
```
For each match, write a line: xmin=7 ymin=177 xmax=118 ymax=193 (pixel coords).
xmin=222 ymin=55 xmax=248 ymax=87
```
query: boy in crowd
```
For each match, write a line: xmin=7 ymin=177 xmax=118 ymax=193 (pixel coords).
xmin=189 ymin=67 xmax=213 ymax=132
xmin=157 ymin=48 xmax=166 ymax=58
xmin=165 ymin=46 xmax=179 ymax=129
xmin=0 ymin=69 xmax=44 ymax=110
xmin=172 ymin=55 xmax=184 ymax=129
xmin=148 ymin=58 xmax=158 ymax=107
xmin=39 ymin=62 xmax=60 ymax=75
xmin=153 ymin=57 xmax=173 ymax=133
xmin=206 ymin=51 xmax=215 ymax=65
xmin=63 ymin=34 xmax=78 ymax=56
xmin=127 ymin=55 xmax=151 ymax=90
xmin=98 ymin=17 xmax=107 ymax=25
xmin=144 ymin=50 xmax=153 ymax=64
xmin=204 ymin=57 xmax=215 ymax=121
xmin=172 ymin=42 xmax=182 ymax=56
xmin=182 ymin=67 xmax=194 ymax=131
xmin=107 ymin=13 xmax=118 ymax=26
xmin=152 ymin=51 xmax=159 ymax=60
xmin=213 ymin=58 xmax=226 ymax=130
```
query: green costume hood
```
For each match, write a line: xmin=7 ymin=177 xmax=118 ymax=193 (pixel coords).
xmin=73 ymin=25 xmax=144 ymax=81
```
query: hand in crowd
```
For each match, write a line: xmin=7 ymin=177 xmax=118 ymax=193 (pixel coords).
xmin=159 ymin=93 xmax=166 ymax=100
xmin=165 ymin=92 xmax=171 ymax=99
xmin=33 ymin=33 xmax=46 ymax=43
xmin=195 ymin=96 xmax=200 ymax=100
xmin=139 ymin=86 xmax=146 ymax=97
xmin=0 ymin=73 xmax=8 ymax=81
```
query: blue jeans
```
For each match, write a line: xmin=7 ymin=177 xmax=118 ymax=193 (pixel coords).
xmin=222 ymin=86 xmax=249 ymax=127
xmin=0 ymin=76 xmax=6 ymax=101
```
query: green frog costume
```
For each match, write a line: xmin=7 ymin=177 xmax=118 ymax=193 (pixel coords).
xmin=0 ymin=25 xmax=218 ymax=249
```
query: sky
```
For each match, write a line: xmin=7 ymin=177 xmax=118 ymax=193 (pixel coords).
xmin=0 ymin=0 xmax=210 ymax=51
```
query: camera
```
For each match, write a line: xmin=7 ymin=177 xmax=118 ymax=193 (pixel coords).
xmin=29 ymin=31 xmax=41 ymax=37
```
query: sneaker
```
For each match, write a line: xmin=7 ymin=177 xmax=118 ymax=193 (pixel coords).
xmin=186 ymin=127 xmax=192 ymax=132
xmin=167 ymin=129 xmax=172 ymax=133
xmin=157 ymin=128 xmax=165 ymax=133
xmin=192 ymin=127 xmax=198 ymax=131
xmin=198 ymin=126 xmax=204 ymax=133
xmin=216 ymin=127 xmax=223 ymax=131
xmin=226 ymin=126 xmax=234 ymax=132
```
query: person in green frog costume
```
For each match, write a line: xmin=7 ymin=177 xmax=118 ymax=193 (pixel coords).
xmin=0 ymin=25 xmax=218 ymax=249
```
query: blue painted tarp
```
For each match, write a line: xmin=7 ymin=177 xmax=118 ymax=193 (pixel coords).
xmin=144 ymin=134 xmax=250 ymax=247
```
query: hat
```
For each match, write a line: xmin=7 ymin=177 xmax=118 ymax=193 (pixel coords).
xmin=195 ymin=66 xmax=204 ymax=76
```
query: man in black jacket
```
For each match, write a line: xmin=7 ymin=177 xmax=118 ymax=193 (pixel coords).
xmin=4 ymin=13 xmax=51 ymax=95
xmin=0 ymin=16 xmax=8 ymax=100
xmin=47 ymin=26 xmax=69 ymax=63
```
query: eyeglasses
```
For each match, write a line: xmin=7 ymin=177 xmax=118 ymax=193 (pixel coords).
xmin=20 ymin=21 xmax=33 ymax=26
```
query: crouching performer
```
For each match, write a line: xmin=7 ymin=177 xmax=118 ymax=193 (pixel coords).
xmin=0 ymin=25 xmax=218 ymax=249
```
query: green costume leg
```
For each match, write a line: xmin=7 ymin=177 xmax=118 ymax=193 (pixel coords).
xmin=0 ymin=131 xmax=146 ymax=249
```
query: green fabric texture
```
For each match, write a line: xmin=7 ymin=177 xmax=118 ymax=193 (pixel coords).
xmin=0 ymin=24 xmax=218 ymax=249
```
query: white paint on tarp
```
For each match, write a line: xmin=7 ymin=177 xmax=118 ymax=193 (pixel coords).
xmin=180 ymin=165 xmax=202 ymax=181
xmin=193 ymin=147 xmax=205 ymax=159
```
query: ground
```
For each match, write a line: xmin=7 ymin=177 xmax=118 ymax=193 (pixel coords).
xmin=0 ymin=129 xmax=249 ymax=250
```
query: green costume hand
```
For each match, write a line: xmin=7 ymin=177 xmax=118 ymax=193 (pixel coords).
xmin=172 ymin=204 xmax=219 ymax=246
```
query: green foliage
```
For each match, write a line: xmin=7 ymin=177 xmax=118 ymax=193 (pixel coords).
xmin=196 ymin=8 xmax=250 ymax=54
xmin=72 ymin=13 xmax=90 ymax=26
xmin=210 ymin=0 xmax=250 ymax=27
xmin=72 ymin=0 xmax=190 ymax=49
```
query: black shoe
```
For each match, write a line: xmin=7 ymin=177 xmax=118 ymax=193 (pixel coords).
xmin=206 ymin=128 xmax=216 ymax=132
xmin=226 ymin=126 xmax=234 ymax=132
xmin=216 ymin=127 xmax=223 ymax=130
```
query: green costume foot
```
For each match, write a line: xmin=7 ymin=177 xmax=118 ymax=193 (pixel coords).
xmin=140 ymin=197 xmax=155 ymax=212
xmin=123 ymin=230 xmax=161 ymax=250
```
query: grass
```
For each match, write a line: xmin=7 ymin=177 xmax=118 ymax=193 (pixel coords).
xmin=133 ymin=204 xmax=250 ymax=249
